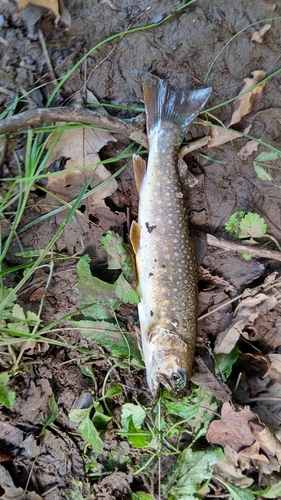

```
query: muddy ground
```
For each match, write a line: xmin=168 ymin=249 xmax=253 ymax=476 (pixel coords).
xmin=1 ymin=0 xmax=281 ymax=498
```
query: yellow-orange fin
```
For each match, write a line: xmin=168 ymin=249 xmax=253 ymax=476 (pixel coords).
xmin=133 ymin=154 xmax=146 ymax=193
xmin=130 ymin=220 xmax=141 ymax=254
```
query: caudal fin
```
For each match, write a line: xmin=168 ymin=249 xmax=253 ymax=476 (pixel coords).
xmin=144 ymin=74 xmax=211 ymax=141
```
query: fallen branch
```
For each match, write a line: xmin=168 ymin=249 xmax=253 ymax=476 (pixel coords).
xmin=207 ymin=234 xmax=281 ymax=262
xmin=0 ymin=105 xmax=148 ymax=148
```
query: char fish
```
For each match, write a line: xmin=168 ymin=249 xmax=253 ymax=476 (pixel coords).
xmin=130 ymin=74 xmax=211 ymax=397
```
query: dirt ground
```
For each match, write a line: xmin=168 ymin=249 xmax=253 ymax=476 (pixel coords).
xmin=1 ymin=0 xmax=281 ymax=498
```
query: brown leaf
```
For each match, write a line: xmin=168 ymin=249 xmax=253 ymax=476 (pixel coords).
xmin=266 ymin=353 xmax=281 ymax=383
xmin=251 ymin=24 xmax=271 ymax=44
xmin=206 ymin=402 xmax=257 ymax=451
xmin=14 ymin=379 xmax=52 ymax=422
xmin=226 ymin=70 xmax=267 ymax=127
xmin=16 ymin=0 xmax=61 ymax=23
xmin=238 ymin=440 xmax=269 ymax=462
xmin=29 ymin=287 xmax=45 ymax=301
xmin=251 ymin=302 xmax=281 ymax=351
xmin=38 ymin=92 xmax=123 ymax=255
xmin=264 ymin=0 xmax=276 ymax=11
xmin=208 ymin=126 xmax=244 ymax=148
xmin=237 ymin=140 xmax=259 ymax=160
xmin=0 ymin=215 xmax=11 ymax=240
xmin=191 ymin=355 xmax=232 ymax=403
xmin=215 ymin=445 xmax=254 ymax=488
xmin=255 ymin=382 xmax=281 ymax=417
xmin=0 ymin=464 xmax=43 ymax=499
xmin=214 ymin=293 xmax=278 ymax=354
xmin=198 ymin=266 xmax=236 ymax=294
xmin=0 ymin=422 xmax=24 ymax=451
xmin=250 ymin=420 xmax=281 ymax=463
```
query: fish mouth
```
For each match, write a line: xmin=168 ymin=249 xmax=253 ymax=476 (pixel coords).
xmin=153 ymin=369 xmax=186 ymax=397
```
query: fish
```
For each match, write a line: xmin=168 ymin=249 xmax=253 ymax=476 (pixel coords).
xmin=130 ymin=74 xmax=211 ymax=397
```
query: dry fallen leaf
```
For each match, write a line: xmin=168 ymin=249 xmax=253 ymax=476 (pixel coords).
xmin=208 ymin=126 xmax=246 ymax=148
xmin=226 ymin=70 xmax=267 ymax=127
xmin=215 ymin=444 xmax=254 ymax=488
xmin=266 ymin=353 xmax=281 ymax=383
xmin=214 ymin=292 xmax=277 ymax=354
xmin=37 ymin=91 xmax=125 ymax=255
xmin=250 ymin=420 xmax=281 ymax=463
xmin=252 ymin=24 xmax=271 ymax=44
xmin=258 ymin=381 xmax=281 ymax=416
xmin=0 ymin=464 xmax=44 ymax=499
xmin=45 ymin=90 xmax=117 ymax=212
xmin=237 ymin=139 xmax=259 ymax=160
xmin=16 ymin=0 xmax=60 ymax=23
xmin=198 ymin=266 xmax=236 ymax=294
xmin=208 ymin=71 xmax=267 ymax=148
xmin=238 ymin=440 xmax=269 ymax=462
xmin=206 ymin=402 xmax=257 ymax=451
xmin=207 ymin=403 xmax=281 ymax=464
xmin=191 ymin=355 xmax=232 ymax=403
xmin=264 ymin=0 xmax=276 ymax=11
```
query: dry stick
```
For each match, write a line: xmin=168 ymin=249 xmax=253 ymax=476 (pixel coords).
xmin=38 ymin=29 xmax=59 ymax=86
xmin=0 ymin=105 xmax=148 ymax=148
xmin=207 ymin=234 xmax=281 ymax=262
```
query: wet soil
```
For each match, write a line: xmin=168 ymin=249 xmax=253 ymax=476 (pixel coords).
xmin=1 ymin=0 xmax=281 ymax=498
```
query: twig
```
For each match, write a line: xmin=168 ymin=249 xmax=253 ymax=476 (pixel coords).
xmin=207 ymin=234 xmax=281 ymax=262
xmin=0 ymin=105 xmax=148 ymax=148
xmin=38 ymin=29 xmax=58 ymax=86
xmin=179 ymin=135 xmax=210 ymax=157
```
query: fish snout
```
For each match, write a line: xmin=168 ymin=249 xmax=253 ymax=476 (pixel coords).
xmin=149 ymin=367 xmax=187 ymax=397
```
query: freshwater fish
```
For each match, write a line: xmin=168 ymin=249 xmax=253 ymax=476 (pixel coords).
xmin=130 ymin=74 xmax=211 ymax=397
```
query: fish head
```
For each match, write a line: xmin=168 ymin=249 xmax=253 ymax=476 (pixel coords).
xmin=142 ymin=325 xmax=193 ymax=397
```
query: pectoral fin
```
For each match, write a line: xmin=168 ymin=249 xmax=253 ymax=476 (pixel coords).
xmin=130 ymin=220 xmax=141 ymax=254
xmin=133 ymin=154 xmax=146 ymax=193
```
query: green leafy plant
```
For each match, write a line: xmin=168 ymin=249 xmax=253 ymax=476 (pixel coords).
xmin=0 ymin=372 xmax=16 ymax=408
xmin=253 ymin=150 xmax=281 ymax=182
xmin=69 ymin=402 xmax=108 ymax=454
xmin=42 ymin=394 xmax=59 ymax=435
xmin=225 ymin=210 xmax=281 ymax=258
xmin=73 ymin=232 xmax=142 ymax=369
xmin=163 ymin=447 xmax=224 ymax=499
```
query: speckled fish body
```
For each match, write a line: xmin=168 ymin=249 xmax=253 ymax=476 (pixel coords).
xmin=131 ymin=75 xmax=211 ymax=397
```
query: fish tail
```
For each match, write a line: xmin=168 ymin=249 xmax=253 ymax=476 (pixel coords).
xmin=144 ymin=73 xmax=211 ymax=142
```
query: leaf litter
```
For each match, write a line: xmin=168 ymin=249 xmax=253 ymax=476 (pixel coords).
xmin=208 ymin=70 xmax=267 ymax=148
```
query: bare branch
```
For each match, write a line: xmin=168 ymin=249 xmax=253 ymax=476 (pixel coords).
xmin=207 ymin=234 xmax=281 ymax=262
xmin=0 ymin=105 xmax=148 ymax=148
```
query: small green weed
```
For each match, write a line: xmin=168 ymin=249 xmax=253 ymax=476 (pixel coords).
xmin=0 ymin=371 xmax=16 ymax=408
xmin=74 ymin=232 xmax=142 ymax=369
xmin=225 ymin=210 xmax=281 ymax=259
xmin=253 ymin=150 xmax=281 ymax=186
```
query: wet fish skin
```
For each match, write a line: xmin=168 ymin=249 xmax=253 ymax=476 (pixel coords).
xmin=131 ymin=74 xmax=211 ymax=397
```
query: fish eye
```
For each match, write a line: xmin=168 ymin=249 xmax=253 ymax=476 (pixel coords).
xmin=172 ymin=372 xmax=182 ymax=383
